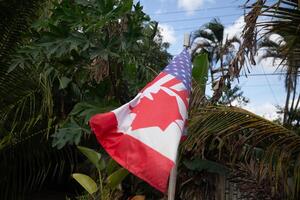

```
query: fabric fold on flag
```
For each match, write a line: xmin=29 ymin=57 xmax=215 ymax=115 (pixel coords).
xmin=89 ymin=49 xmax=192 ymax=192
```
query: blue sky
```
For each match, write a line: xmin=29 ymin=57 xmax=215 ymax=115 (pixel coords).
xmin=137 ymin=0 xmax=286 ymax=120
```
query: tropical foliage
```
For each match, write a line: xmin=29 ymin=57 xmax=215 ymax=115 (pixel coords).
xmin=241 ymin=0 xmax=300 ymax=126
xmin=177 ymin=1 xmax=300 ymax=199
xmin=191 ymin=19 xmax=248 ymax=105
xmin=181 ymin=105 xmax=300 ymax=199
xmin=1 ymin=0 xmax=300 ymax=199
xmin=72 ymin=146 xmax=131 ymax=200
xmin=0 ymin=0 xmax=170 ymax=199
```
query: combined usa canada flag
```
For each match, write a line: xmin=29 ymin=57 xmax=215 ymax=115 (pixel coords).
xmin=89 ymin=49 xmax=192 ymax=192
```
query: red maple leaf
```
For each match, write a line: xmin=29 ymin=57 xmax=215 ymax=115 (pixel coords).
xmin=130 ymin=90 xmax=182 ymax=131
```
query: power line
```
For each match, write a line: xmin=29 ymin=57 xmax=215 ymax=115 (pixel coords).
xmin=205 ymin=73 xmax=295 ymax=78
xmin=242 ymin=84 xmax=282 ymax=87
xmin=239 ymin=73 xmax=293 ymax=77
xmin=172 ymin=22 xmax=244 ymax=32
xmin=261 ymin=66 xmax=280 ymax=104
xmin=160 ymin=13 xmax=243 ymax=23
xmin=151 ymin=5 xmax=241 ymax=15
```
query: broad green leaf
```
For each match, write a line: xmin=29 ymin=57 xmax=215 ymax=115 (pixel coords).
xmin=77 ymin=146 xmax=104 ymax=170
xmin=72 ymin=173 xmax=98 ymax=194
xmin=107 ymin=168 xmax=129 ymax=188
xmin=192 ymin=53 xmax=209 ymax=94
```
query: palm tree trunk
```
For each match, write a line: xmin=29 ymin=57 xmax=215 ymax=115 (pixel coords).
xmin=293 ymin=93 xmax=300 ymax=114
xmin=288 ymin=71 xmax=297 ymax=124
xmin=283 ymin=77 xmax=292 ymax=125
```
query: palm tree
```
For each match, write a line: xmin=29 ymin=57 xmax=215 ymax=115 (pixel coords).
xmin=191 ymin=19 xmax=242 ymax=102
xmin=238 ymin=0 xmax=300 ymax=126
xmin=4 ymin=1 xmax=300 ymax=199
xmin=177 ymin=9 xmax=300 ymax=198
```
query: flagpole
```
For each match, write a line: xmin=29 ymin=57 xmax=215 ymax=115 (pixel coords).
xmin=167 ymin=33 xmax=191 ymax=200
xmin=167 ymin=160 xmax=178 ymax=200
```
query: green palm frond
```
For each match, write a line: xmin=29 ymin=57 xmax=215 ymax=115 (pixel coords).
xmin=0 ymin=66 xmax=53 ymax=135
xmin=0 ymin=66 xmax=72 ymax=200
xmin=191 ymin=41 xmax=212 ymax=57
xmin=0 ymin=139 xmax=78 ymax=199
xmin=204 ymin=19 xmax=224 ymax=43
xmin=192 ymin=29 xmax=216 ymax=44
xmin=0 ymin=0 xmax=48 ymax=64
xmin=258 ymin=36 xmax=282 ymax=49
xmin=184 ymin=105 xmax=300 ymax=198
xmin=257 ymin=35 xmax=285 ymax=63
xmin=192 ymin=18 xmax=224 ymax=44
xmin=0 ymin=53 xmax=73 ymax=200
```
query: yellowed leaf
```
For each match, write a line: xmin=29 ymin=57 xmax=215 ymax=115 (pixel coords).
xmin=130 ymin=195 xmax=145 ymax=200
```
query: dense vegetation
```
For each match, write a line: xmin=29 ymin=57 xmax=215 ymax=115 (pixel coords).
xmin=0 ymin=0 xmax=171 ymax=199
xmin=1 ymin=0 xmax=300 ymax=199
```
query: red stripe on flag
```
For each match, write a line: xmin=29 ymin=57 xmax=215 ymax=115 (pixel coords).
xmin=160 ymin=73 xmax=189 ymax=108
xmin=89 ymin=112 xmax=174 ymax=193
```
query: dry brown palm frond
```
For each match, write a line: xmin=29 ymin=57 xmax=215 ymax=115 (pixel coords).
xmin=89 ymin=57 xmax=110 ymax=83
xmin=227 ymin=0 xmax=300 ymax=126
xmin=240 ymin=0 xmax=300 ymax=65
xmin=189 ymin=81 xmax=209 ymax=112
xmin=229 ymin=0 xmax=265 ymax=76
xmin=183 ymin=105 xmax=300 ymax=198
xmin=228 ymin=159 xmax=284 ymax=199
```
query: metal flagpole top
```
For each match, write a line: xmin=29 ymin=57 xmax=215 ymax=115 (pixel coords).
xmin=183 ymin=33 xmax=191 ymax=48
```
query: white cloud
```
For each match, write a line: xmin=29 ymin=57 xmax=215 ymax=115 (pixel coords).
xmin=177 ymin=0 xmax=214 ymax=15
xmin=224 ymin=17 xmax=285 ymax=71
xmin=243 ymin=102 xmax=281 ymax=121
xmin=232 ymin=100 xmax=281 ymax=121
xmin=224 ymin=16 xmax=245 ymax=40
xmin=157 ymin=24 xmax=177 ymax=44
xmin=155 ymin=9 xmax=162 ymax=14
xmin=258 ymin=57 xmax=283 ymax=72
